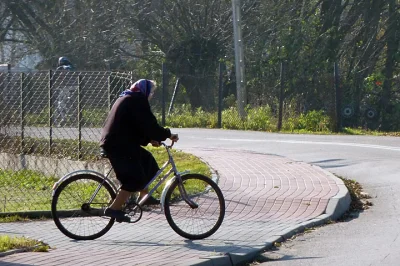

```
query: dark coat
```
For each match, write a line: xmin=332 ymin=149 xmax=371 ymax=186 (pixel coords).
xmin=100 ymin=92 xmax=171 ymax=156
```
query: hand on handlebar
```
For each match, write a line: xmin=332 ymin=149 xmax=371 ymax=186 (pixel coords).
xmin=170 ymin=133 xmax=179 ymax=143
xmin=150 ymin=134 xmax=178 ymax=148
xmin=150 ymin=140 xmax=161 ymax=147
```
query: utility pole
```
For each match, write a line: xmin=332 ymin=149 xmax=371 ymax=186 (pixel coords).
xmin=232 ymin=0 xmax=246 ymax=119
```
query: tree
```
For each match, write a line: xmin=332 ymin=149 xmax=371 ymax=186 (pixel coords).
xmin=121 ymin=0 xmax=235 ymax=110
xmin=380 ymin=0 xmax=400 ymax=130
xmin=1 ymin=0 xmax=133 ymax=69
xmin=1 ymin=0 xmax=399 ymax=130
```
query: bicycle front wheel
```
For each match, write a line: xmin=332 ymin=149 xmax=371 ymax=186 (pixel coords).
xmin=164 ymin=173 xmax=225 ymax=240
xmin=51 ymin=174 xmax=116 ymax=240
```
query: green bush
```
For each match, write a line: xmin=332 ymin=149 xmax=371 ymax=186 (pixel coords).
xmin=221 ymin=107 xmax=244 ymax=129
xmin=165 ymin=104 xmax=331 ymax=132
xmin=22 ymin=103 xmax=332 ymax=133
xmin=245 ymin=106 xmax=274 ymax=131
xmin=221 ymin=106 xmax=275 ymax=131
xmin=165 ymin=105 xmax=218 ymax=128
xmin=283 ymin=110 xmax=331 ymax=132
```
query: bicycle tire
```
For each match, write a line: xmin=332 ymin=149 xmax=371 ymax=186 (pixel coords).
xmin=164 ymin=173 xmax=225 ymax=240
xmin=51 ymin=173 xmax=116 ymax=240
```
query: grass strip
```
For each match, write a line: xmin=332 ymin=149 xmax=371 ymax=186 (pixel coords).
xmin=0 ymin=235 xmax=49 ymax=253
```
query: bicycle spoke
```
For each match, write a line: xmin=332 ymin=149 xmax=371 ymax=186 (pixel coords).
xmin=164 ymin=174 xmax=225 ymax=239
xmin=52 ymin=174 xmax=116 ymax=240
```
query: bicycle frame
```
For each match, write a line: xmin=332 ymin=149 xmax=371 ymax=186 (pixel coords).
xmin=89 ymin=142 xmax=196 ymax=209
xmin=53 ymin=142 xmax=198 ymax=212
xmin=52 ymin=141 xmax=225 ymax=241
xmin=130 ymin=142 xmax=198 ymax=210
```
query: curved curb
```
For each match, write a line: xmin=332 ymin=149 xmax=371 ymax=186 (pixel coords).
xmin=0 ymin=244 xmax=43 ymax=258
xmin=191 ymin=164 xmax=351 ymax=266
xmin=0 ymin=248 xmax=30 ymax=258
xmin=196 ymin=156 xmax=221 ymax=185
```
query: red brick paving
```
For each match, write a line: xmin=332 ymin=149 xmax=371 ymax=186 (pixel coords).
xmin=0 ymin=148 xmax=343 ymax=266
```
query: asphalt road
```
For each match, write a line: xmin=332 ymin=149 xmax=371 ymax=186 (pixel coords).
xmin=6 ymin=126 xmax=400 ymax=265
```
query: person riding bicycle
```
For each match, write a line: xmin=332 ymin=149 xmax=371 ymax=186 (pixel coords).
xmin=100 ymin=79 xmax=179 ymax=222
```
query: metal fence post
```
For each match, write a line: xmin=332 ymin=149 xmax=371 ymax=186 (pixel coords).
xmin=168 ymin=78 xmax=180 ymax=116
xmin=78 ymin=75 xmax=82 ymax=160
xmin=218 ymin=62 xmax=224 ymax=128
xmin=334 ymin=62 xmax=342 ymax=132
xmin=277 ymin=61 xmax=285 ymax=131
xmin=162 ymin=63 xmax=167 ymax=126
xmin=48 ymin=70 xmax=53 ymax=155
xmin=108 ymin=75 xmax=112 ymax=110
xmin=20 ymin=73 xmax=25 ymax=154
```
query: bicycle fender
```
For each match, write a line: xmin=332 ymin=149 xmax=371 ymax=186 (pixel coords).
xmin=160 ymin=176 xmax=176 ymax=212
xmin=51 ymin=169 xmax=118 ymax=197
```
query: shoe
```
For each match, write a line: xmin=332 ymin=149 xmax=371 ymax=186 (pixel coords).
xmin=139 ymin=195 xmax=160 ymax=206
xmin=104 ymin=208 xmax=130 ymax=223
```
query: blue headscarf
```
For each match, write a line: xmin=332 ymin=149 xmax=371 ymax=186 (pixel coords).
xmin=120 ymin=79 xmax=153 ymax=97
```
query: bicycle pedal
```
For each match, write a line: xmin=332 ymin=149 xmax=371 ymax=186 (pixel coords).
xmin=115 ymin=218 xmax=132 ymax=223
xmin=115 ymin=217 xmax=131 ymax=223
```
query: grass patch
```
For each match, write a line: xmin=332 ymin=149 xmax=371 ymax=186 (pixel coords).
xmin=0 ymin=138 xmax=211 ymax=214
xmin=0 ymin=135 xmax=100 ymax=161
xmin=0 ymin=169 xmax=58 ymax=213
xmin=24 ymin=108 xmax=108 ymax=127
xmin=342 ymin=127 xmax=400 ymax=137
xmin=0 ymin=235 xmax=50 ymax=253
xmin=0 ymin=215 xmax=30 ymax=223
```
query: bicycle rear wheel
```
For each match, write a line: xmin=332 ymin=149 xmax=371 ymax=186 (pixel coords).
xmin=51 ymin=174 xmax=116 ymax=240
xmin=164 ymin=173 xmax=225 ymax=240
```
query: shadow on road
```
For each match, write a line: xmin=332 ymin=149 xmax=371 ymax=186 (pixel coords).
xmin=258 ymin=252 xmax=322 ymax=263
xmin=98 ymin=238 xmax=257 ymax=254
xmin=311 ymin=158 xmax=351 ymax=169
xmin=0 ymin=261 xmax=34 ymax=266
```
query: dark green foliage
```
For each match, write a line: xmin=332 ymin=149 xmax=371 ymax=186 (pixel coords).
xmin=1 ymin=0 xmax=399 ymax=131
xmin=162 ymin=104 xmax=331 ymax=132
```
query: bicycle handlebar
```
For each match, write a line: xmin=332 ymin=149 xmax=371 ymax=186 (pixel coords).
xmin=161 ymin=140 xmax=176 ymax=149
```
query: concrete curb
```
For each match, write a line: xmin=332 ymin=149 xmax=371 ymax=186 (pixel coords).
xmin=0 ymin=248 xmax=30 ymax=258
xmin=0 ymin=244 xmax=43 ymax=258
xmin=196 ymin=156 xmax=221 ymax=185
xmin=191 ymin=165 xmax=351 ymax=266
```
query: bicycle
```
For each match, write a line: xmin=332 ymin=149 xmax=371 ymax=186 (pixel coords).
xmin=51 ymin=142 xmax=225 ymax=240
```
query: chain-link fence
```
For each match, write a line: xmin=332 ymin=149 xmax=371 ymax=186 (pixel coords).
xmin=0 ymin=63 xmax=374 ymax=215
xmin=0 ymin=65 xmax=236 ymax=215
xmin=0 ymin=70 xmax=133 ymax=215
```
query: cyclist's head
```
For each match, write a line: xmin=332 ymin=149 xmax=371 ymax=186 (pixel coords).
xmin=129 ymin=79 xmax=157 ymax=99
xmin=58 ymin=57 xmax=71 ymax=66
